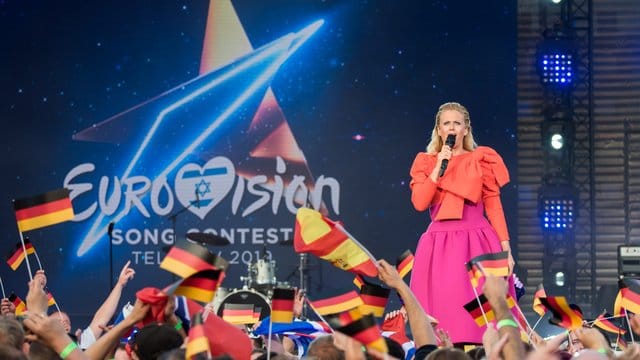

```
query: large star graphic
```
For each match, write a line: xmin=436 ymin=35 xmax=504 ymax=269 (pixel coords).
xmin=72 ymin=0 xmax=323 ymax=256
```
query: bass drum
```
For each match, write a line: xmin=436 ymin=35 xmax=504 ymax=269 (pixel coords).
xmin=209 ymin=287 xmax=230 ymax=314
xmin=216 ymin=289 xmax=271 ymax=322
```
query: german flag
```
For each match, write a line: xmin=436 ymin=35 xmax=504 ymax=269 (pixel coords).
xmin=294 ymin=208 xmax=378 ymax=277
xmin=14 ymin=188 xmax=74 ymax=233
xmin=532 ymin=284 xmax=547 ymax=317
xmin=9 ymin=294 xmax=26 ymax=315
xmin=466 ymin=262 xmax=481 ymax=288
xmin=7 ymin=240 xmax=36 ymax=271
xmin=222 ymin=303 xmax=255 ymax=325
xmin=160 ymin=241 xmax=225 ymax=279
xmin=336 ymin=313 xmax=387 ymax=353
xmin=186 ymin=312 xmax=210 ymax=360
xmin=271 ymin=288 xmax=295 ymax=323
xmin=619 ymin=278 xmax=640 ymax=314
xmin=463 ymin=294 xmax=494 ymax=327
xmin=47 ymin=291 xmax=56 ymax=307
xmin=613 ymin=290 xmax=624 ymax=317
xmin=468 ymin=251 xmax=509 ymax=277
xmin=593 ymin=313 xmax=626 ymax=335
xmin=359 ymin=283 xmax=390 ymax=317
xmin=309 ymin=291 xmax=364 ymax=316
xmin=353 ymin=275 xmax=365 ymax=290
xmin=24 ymin=241 xmax=35 ymax=255
xmin=395 ymin=250 xmax=414 ymax=279
xmin=325 ymin=308 xmax=363 ymax=329
xmin=168 ymin=269 xmax=223 ymax=303
xmin=540 ymin=296 xmax=583 ymax=330
xmin=620 ymin=288 xmax=640 ymax=314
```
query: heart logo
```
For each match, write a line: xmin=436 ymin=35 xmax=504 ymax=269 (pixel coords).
xmin=174 ymin=157 xmax=236 ymax=219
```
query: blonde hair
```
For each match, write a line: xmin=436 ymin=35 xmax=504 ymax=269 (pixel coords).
xmin=426 ymin=102 xmax=477 ymax=154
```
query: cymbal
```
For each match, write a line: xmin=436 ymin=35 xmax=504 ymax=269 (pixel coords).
xmin=186 ymin=232 xmax=230 ymax=246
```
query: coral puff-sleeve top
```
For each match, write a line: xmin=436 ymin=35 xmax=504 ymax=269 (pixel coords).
xmin=409 ymin=146 xmax=510 ymax=241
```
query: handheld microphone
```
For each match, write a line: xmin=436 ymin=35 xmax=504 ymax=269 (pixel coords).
xmin=439 ymin=134 xmax=457 ymax=177
xmin=194 ymin=188 xmax=200 ymax=208
xmin=107 ymin=222 xmax=114 ymax=238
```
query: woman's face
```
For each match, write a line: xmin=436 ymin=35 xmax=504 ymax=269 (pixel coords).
xmin=437 ymin=109 xmax=468 ymax=149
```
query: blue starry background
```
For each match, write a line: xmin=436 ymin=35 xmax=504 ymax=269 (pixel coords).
xmin=0 ymin=0 xmax=516 ymax=324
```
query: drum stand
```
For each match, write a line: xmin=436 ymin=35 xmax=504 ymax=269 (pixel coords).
xmin=297 ymin=253 xmax=310 ymax=319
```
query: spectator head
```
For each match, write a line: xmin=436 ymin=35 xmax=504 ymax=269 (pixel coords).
xmin=0 ymin=345 xmax=27 ymax=360
xmin=130 ymin=323 xmax=183 ymax=360
xmin=307 ymin=335 xmax=345 ymax=360
xmin=28 ymin=341 xmax=59 ymax=360
xmin=0 ymin=317 xmax=25 ymax=350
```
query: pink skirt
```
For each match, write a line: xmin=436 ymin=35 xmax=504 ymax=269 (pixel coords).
xmin=409 ymin=201 xmax=516 ymax=344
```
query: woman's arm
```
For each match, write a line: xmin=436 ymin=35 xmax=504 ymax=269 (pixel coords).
xmin=410 ymin=153 xmax=439 ymax=211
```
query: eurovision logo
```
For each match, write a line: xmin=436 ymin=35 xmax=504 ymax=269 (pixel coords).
xmin=64 ymin=156 xmax=341 ymax=222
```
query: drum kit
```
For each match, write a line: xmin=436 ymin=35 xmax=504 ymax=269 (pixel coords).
xmin=185 ymin=232 xmax=309 ymax=321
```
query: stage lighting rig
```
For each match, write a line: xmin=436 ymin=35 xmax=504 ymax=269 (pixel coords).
xmin=537 ymin=29 xmax=576 ymax=89
xmin=538 ymin=183 xmax=578 ymax=232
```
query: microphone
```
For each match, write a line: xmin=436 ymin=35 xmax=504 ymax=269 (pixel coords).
xmin=194 ymin=188 xmax=200 ymax=208
xmin=439 ymin=134 xmax=457 ymax=177
xmin=107 ymin=222 xmax=115 ymax=239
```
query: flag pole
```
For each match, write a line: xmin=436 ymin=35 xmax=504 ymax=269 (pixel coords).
xmin=509 ymin=302 xmax=534 ymax=345
xmin=586 ymin=314 xmax=626 ymax=325
xmin=17 ymin=232 xmax=34 ymax=281
xmin=304 ymin=298 xmax=334 ymax=333
xmin=624 ymin=311 xmax=635 ymax=343
xmin=512 ymin=301 xmax=534 ymax=334
xmin=0 ymin=276 xmax=5 ymax=299
xmin=530 ymin=315 xmax=544 ymax=333
xmin=266 ymin=318 xmax=273 ymax=360
xmin=33 ymin=249 xmax=44 ymax=271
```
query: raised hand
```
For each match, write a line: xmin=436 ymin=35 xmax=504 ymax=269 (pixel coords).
xmin=117 ymin=260 xmax=135 ymax=288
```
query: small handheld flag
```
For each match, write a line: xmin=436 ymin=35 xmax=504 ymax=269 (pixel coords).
xmin=9 ymin=293 xmax=27 ymax=316
xmin=359 ymin=283 xmax=390 ymax=317
xmin=539 ymin=296 xmax=583 ymax=330
xmin=186 ymin=312 xmax=210 ymax=359
xmin=308 ymin=291 xmax=364 ymax=316
xmin=13 ymin=188 xmax=74 ymax=232
xmin=532 ymin=284 xmax=547 ymax=317
xmin=160 ymin=241 xmax=227 ymax=279
xmin=467 ymin=251 xmax=509 ymax=277
xmin=395 ymin=250 xmax=414 ymax=279
xmin=294 ymin=208 xmax=378 ymax=277
xmin=6 ymin=240 xmax=34 ymax=271
xmin=165 ymin=269 xmax=224 ymax=303
xmin=271 ymin=288 xmax=296 ymax=323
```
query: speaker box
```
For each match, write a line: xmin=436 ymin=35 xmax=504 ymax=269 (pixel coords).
xmin=619 ymin=245 xmax=640 ymax=277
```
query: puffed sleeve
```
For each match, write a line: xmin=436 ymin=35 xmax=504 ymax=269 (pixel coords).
xmin=409 ymin=152 xmax=438 ymax=211
xmin=476 ymin=146 xmax=510 ymax=241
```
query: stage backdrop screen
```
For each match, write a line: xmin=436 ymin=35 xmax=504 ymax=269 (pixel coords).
xmin=0 ymin=0 xmax=516 ymax=325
